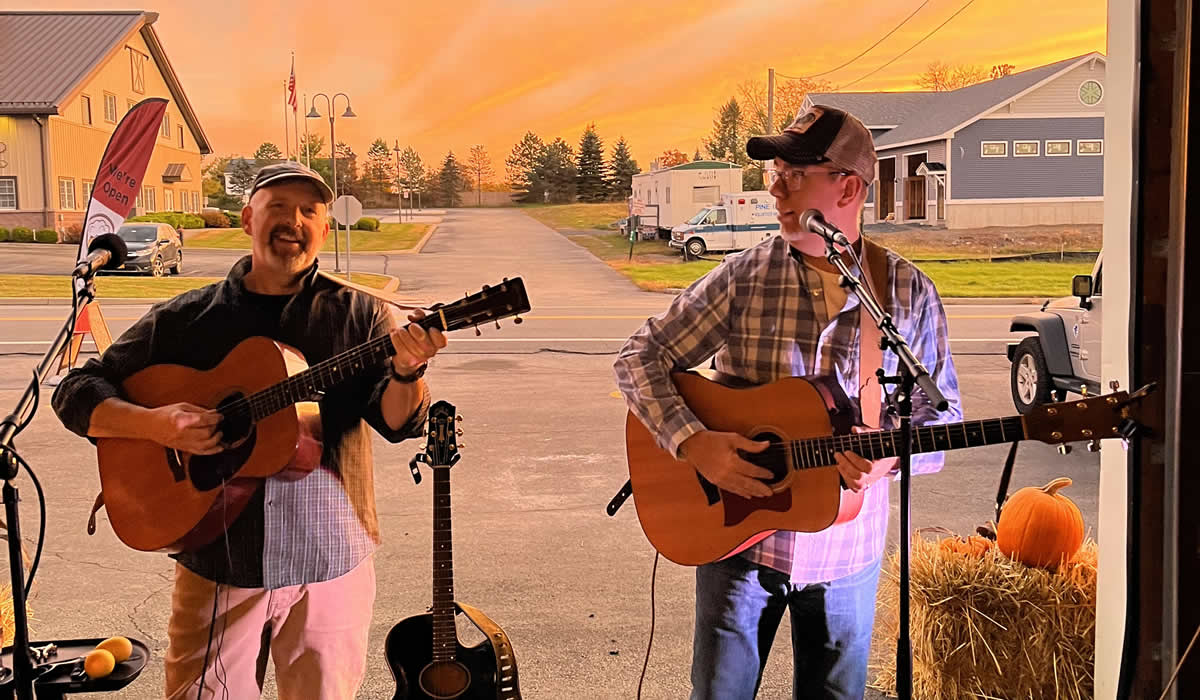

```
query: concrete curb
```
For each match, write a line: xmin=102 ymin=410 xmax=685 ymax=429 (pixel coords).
xmin=652 ymin=288 xmax=1045 ymax=305
xmin=395 ymin=223 xmax=439 ymax=255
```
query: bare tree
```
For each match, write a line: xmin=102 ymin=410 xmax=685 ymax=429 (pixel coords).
xmin=738 ymin=76 xmax=832 ymax=135
xmin=918 ymin=61 xmax=992 ymax=91
xmin=466 ymin=144 xmax=495 ymax=207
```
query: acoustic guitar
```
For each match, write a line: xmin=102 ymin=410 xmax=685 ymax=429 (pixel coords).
xmin=95 ymin=277 xmax=530 ymax=552
xmin=385 ymin=400 xmax=521 ymax=700
xmin=624 ymin=370 xmax=1149 ymax=566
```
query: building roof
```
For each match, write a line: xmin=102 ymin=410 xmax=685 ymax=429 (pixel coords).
xmin=806 ymin=52 xmax=1106 ymax=149
xmin=0 ymin=10 xmax=212 ymax=154
xmin=669 ymin=160 xmax=740 ymax=171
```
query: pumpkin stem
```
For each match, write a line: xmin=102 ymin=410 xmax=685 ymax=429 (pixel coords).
xmin=1042 ymin=477 xmax=1073 ymax=495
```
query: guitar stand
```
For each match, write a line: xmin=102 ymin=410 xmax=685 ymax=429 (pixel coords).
xmin=0 ymin=277 xmax=146 ymax=699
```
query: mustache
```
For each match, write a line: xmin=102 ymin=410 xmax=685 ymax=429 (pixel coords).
xmin=270 ymin=225 xmax=303 ymax=238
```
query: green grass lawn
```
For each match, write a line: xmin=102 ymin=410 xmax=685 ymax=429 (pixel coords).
xmin=520 ymin=203 xmax=630 ymax=231
xmin=182 ymin=223 xmax=430 ymax=251
xmin=914 ymin=260 xmax=1094 ymax=298
xmin=0 ymin=271 xmax=393 ymax=298
xmin=567 ymin=232 xmax=675 ymax=259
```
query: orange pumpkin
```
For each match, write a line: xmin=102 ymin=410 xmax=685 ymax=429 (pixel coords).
xmin=939 ymin=535 xmax=993 ymax=558
xmin=996 ymin=477 xmax=1085 ymax=569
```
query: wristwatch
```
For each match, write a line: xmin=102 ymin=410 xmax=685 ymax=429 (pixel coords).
xmin=390 ymin=362 xmax=427 ymax=383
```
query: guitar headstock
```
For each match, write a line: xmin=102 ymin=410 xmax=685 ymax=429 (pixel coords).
xmin=1022 ymin=383 xmax=1154 ymax=445
xmin=422 ymin=400 xmax=461 ymax=468
xmin=419 ymin=277 xmax=531 ymax=336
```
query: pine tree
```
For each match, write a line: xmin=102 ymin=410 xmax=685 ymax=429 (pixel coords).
xmin=364 ymin=138 xmax=393 ymax=206
xmin=537 ymin=139 xmax=576 ymax=204
xmin=438 ymin=151 xmax=464 ymax=207
xmin=704 ymin=98 xmax=748 ymax=165
xmin=607 ymin=137 xmax=640 ymax=201
xmin=505 ymin=132 xmax=545 ymax=203
xmin=254 ymin=142 xmax=284 ymax=160
xmin=693 ymin=148 xmax=702 ymax=162
xmin=575 ymin=123 xmax=608 ymax=202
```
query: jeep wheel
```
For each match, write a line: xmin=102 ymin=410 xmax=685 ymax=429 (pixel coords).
xmin=686 ymin=239 xmax=706 ymax=257
xmin=1011 ymin=337 xmax=1054 ymax=414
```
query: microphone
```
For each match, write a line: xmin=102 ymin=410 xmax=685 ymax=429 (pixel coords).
xmin=73 ymin=233 xmax=128 ymax=278
xmin=798 ymin=209 xmax=852 ymax=248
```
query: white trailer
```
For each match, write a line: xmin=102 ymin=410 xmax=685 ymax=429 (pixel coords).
xmin=629 ymin=161 xmax=743 ymax=237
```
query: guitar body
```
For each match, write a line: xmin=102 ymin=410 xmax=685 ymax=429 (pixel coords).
xmin=625 ymin=371 xmax=866 ymax=566
xmin=385 ymin=604 xmax=520 ymax=700
xmin=96 ymin=336 xmax=323 ymax=552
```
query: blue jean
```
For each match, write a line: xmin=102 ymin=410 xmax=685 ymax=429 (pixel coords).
xmin=690 ymin=555 xmax=882 ymax=700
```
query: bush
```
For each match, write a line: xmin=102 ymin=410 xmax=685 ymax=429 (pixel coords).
xmin=0 ymin=227 xmax=9 ymax=242
xmin=200 ymin=211 xmax=232 ymax=228
xmin=223 ymin=211 xmax=242 ymax=228
xmin=61 ymin=223 xmax=82 ymax=244
xmin=127 ymin=212 xmax=205 ymax=229
xmin=353 ymin=217 xmax=380 ymax=231
xmin=10 ymin=227 xmax=33 ymax=242
xmin=35 ymin=229 xmax=57 ymax=243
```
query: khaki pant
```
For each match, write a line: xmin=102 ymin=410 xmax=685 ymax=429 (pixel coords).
xmin=164 ymin=557 xmax=376 ymax=700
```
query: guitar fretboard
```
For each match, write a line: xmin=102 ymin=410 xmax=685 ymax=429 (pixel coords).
xmin=431 ymin=464 xmax=457 ymax=663
xmin=785 ymin=416 xmax=1027 ymax=468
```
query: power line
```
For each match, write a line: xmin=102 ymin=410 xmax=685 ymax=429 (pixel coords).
xmin=776 ymin=0 xmax=931 ymax=82
xmin=836 ymin=0 xmax=982 ymax=91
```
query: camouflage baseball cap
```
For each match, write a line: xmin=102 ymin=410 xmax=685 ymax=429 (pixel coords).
xmin=746 ymin=105 xmax=877 ymax=183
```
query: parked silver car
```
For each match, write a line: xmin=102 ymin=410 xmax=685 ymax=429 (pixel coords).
xmin=1007 ymin=253 xmax=1103 ymax=414
xmin=115 ymin=223 xmax=183 ymax=277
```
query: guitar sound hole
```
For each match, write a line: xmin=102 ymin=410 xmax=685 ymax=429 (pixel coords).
xmin=739 ymin=431 xmax=789 ymax=487
xmin=419 ymin=661 xmax=471 ymax=699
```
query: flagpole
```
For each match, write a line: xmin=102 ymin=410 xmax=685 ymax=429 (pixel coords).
xmin=282 ymin=79 xmax=290 ymax=159
xmin=291 ymin=52 xmax=299 ymax=162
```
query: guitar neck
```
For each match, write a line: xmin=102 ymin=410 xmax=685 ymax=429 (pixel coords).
xmin=431 ymin=465 xmax=457 ymax=663
xmin=244 ymin=314 xmax=447 ymax=423
xmin=789 ymin=416 xmax=1028 ymax=468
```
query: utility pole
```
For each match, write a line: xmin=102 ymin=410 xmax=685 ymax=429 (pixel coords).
xmin=767 ymin=67 xmax=775 ymax=135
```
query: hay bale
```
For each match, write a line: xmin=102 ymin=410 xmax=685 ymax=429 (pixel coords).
xmin=871 ymin=533 xmax=1097 ymax=699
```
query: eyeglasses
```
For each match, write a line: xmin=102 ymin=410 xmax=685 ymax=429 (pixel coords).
xmin=767 ymin=167 xmax=852 ymax=190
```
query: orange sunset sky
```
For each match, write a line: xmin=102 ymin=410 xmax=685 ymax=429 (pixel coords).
xmin=16 ymin=0 xmax=1106 ymax=176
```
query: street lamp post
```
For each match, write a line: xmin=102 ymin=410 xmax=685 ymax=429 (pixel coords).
xmin=393 ymin=139 xmax=404 ymax=223
xmin=306 ymin=92 xmax=355 ymax=272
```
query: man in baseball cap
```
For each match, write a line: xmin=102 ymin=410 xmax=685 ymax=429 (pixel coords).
xmin=746 ymin=104 xmax=878 ymax=258
xmin=613 ymin=103 xmax=962 ymax=700
xmin=249 ymin=160 xmax=334 ymax=204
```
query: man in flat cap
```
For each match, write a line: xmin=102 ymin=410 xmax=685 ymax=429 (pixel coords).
xmin=614 ymin=106 xmax=962 ymax=698
xmin=53 ymin=161 xmax=445 ymax=699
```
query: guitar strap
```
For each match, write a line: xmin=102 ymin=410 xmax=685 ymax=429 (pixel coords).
xmin=85 ymin=270 xmax=433 ymax=536
xmin=457 ymin=601 xmax=523 ymax=699
xmin=857 ymin=237 xmax=891 ymax=430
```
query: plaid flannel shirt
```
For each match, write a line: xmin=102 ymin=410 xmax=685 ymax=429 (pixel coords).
xmin=613 ymin=235 xmax=961 ymax=583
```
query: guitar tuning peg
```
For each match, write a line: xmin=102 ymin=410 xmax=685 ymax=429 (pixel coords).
xmin=1109 ymin=379 xmax=1121 ymax=392
xmin=514 ymin=315 xmax=523 ymax=325
xmin=1080 ymin=384 xmax=1089 ymax=397
xmin=456 ymin=415 xmax=464 ymax=422
xmin=495 ymin=320 xmax=501 ymax=329
xmin=456 ymin=428 xmax=464 ymax=436
xmin=1087 ymin=440 xmax=1102 ymax=453
xmin=457 ymin=443 xmax=465 ymax=449
xmin=1057 ymin=444 xmax=1072 ymax=455
xmin=474 ymin=324 xmax=481 ymax=336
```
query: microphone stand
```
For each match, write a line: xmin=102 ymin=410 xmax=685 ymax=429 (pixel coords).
xmin=0 ymin=276 xmax=96 ymax=700
xmin=820 ymin=234 xmax=948 ymax=700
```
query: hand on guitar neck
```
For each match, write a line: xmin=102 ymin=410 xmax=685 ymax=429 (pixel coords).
xmin=833 ymin=426 xmax=899 ymax=493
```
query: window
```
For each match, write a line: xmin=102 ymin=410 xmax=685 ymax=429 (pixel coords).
xmin=129 ymin=47 xmax=147 ymax=94
xmin=193 ymin=191 xmax=201 ymax=212
xmin=127 ymin=99 xmax=137 ymax=114
xmin=135 ymin=188 xmax=143 ymax=210
xmin=58 ymin=178 xmax=77 ymax=210
xmin=143 ymin=187 xmax=156 ymax=212
xmin=981 ymin=141 xmax=1008 ymax=157
xmin=1046 ymin=140 xmax=1072 ymax=156
xmin=164 ymin=189 xmax=174 ymax=211
xmin=103 ymin=93 xmax=117 ymax=123
xmin=178 ymin=125 xmax=185 ymax=148
xmin=1078 ymin=139 xmax=1104 ymax=156
xmin=80 ymin=95 xmax=92 ymax=125
xmin=83 ymin=180 xmax=94 ymax=204
xmin=665 ymin=186 xmax=671 ymax=204
xmin=1079 ymin=79 xmax=1103 ymax=106
xmin=0 ymin=177 xmax=16 ymax=210
xmin=1014 ymin=141 xmax=1039 ymax=157
xmin=161 ymin=113 xmax=171 ymax=138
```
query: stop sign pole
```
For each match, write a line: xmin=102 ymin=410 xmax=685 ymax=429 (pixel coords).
xmin=332 ymin=194 xmax=362 ymax=280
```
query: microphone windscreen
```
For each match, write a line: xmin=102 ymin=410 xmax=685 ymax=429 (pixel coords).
xmin=88 ymin=232 xmax=128 ymax=269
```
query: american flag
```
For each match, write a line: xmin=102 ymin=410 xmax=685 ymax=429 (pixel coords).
xmin=287 ymin=55 xmax=297 ymax=112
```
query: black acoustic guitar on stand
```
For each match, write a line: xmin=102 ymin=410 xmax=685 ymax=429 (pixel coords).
xmin=385 ymin=400 xmax=521 ymax=700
